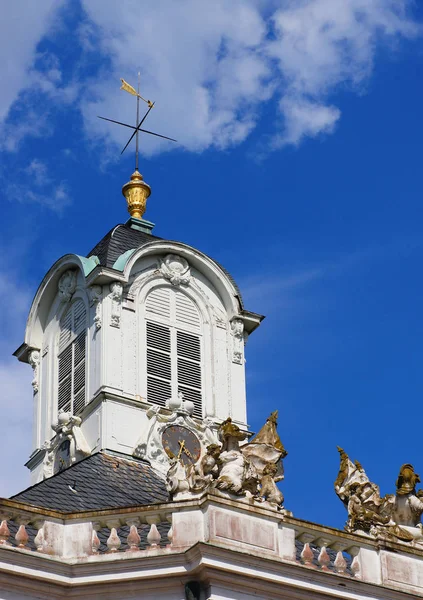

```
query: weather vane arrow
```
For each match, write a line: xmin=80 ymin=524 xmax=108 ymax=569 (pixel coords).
xmin=98 ymin=73 xmax=177 ymax=171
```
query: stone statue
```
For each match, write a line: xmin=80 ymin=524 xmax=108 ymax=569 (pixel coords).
xmin=165 ymin=412 xmax=288 ymax=509
xmin=166 ymin=458 xmax=190 ymax=497
xmin=215 ymin=418 xmax=251 ymax=495
xmin=256 ymin=462 xmax=284 ymax=507
xmin=391 ymin=464 xmax=423 ymax=541
xmin=335 ymin=448 xmax=423 ymax=545
xmin=242 ymin=411 xmax=287 ymax=507
xmin=186 ymin=444 xmax=221 ymax=493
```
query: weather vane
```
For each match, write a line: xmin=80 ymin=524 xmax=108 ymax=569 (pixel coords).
xmin=98 ymin=73 xmax=177 ymax=171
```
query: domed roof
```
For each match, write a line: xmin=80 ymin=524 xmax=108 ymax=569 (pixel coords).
xmin=87 ymin=221 xmax=245 ymax=309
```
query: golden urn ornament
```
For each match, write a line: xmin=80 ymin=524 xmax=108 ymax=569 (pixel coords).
xmin=122 ymin=170 xmax=151 ymax=220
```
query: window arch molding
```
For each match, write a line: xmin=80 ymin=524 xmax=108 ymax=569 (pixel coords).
xmin=136 ymin=277 xmax=214 ymax=418
xmin=53 ymin=292 xmax=89 ymax=420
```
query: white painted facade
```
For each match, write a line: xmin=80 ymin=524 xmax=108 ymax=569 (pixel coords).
xmin=15 ymin=236 xmax=262 ymax=484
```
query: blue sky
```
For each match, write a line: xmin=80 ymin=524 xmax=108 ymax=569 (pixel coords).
xmin=1 ymin=0 xmax=423 ymax=529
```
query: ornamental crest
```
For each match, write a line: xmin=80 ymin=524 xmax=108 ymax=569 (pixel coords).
xmin=159 ymin=254 xmax=191 ymax=286
xmin=58 ymin=270 xmax=77 ymax=302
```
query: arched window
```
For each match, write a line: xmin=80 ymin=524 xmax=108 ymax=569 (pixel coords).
xmin=57 ymin=299 xmax=86 ymax=415
xmin=145 ymin=287 xmax=203 ymax=417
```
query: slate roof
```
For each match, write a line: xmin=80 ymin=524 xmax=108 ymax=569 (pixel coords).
xmin=87 ymin=222 xmax=244 ymax=308
xmin=11 ymin=452 xmax=169 ymax=512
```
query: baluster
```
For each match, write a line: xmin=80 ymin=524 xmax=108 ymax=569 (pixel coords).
xmin=126 ymin=524 xmax=141 ymax=552
xmin=34 ymin=528 xmax=44 ymax=552
xmin=147 ymin=523 xmax=161 ymax=548
xmin=165 ymin=512 xmax=173 ymax=547
xmin=318 ymin=546 xmax=331 ymax=571
xmin=0 ymin=520 xmax=10 ymax=545
xmin=349 ymin=546 xmax=360 ymax=578
xmin=299 ymin=533 xmax=316 ymax=568
xmin=334 ymin=551 xmax=347 ymax=575
xmin=15 ymin=524 xmax=29 ymax=549
xmin=106 ymin=528 xmax=121 ymax=553
xmin=92 ymin=528 xmax=101 ymax=554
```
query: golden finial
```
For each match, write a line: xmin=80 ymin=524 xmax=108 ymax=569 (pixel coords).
xmin=122 ymin=170 xmax=151 ymax=220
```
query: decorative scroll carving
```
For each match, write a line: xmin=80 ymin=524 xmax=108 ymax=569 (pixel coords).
xmin=231 ymin=318 xmax=244 ymax=364
xmin=42 ymin=411 xmax=91 ymax=479
xmin=58 ymin=270 xmax=77 ymax=302
xmin=335 ymin=448 xmax=423 ymax=545
xmin=109 ymin=282 xmax=123 ymax=328
xmin=164 ymin=411 xmax=288 ymax=510
xmin=28 ymin=350 xmax=40 ymax=394
xmin=159 ymin=254 xmax=191 ymax=286
xmin=89 ymin=285 xmax=102 ymax=330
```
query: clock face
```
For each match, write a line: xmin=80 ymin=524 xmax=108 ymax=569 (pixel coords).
xmin=162 ymin=425 xmax=201 ymax=466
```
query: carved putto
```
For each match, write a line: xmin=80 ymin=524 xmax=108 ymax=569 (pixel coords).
xmin=164 ymin=411 xmax=288 ymax=511
xmin=159 ymin=254 xmax=191 ymax=286
xmin=335 ymin=447 xmax=423 ymax=545
xmin=58 ymin=270 xmax=77 ymax=302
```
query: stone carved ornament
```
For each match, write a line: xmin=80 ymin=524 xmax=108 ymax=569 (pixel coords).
xmin=42 ymin=411 xmax=91 ymax=479
xmin=133 ymin=392 xmax=218 ymax=475
xmin=28 ymin=350 xmax=40 ymax=394
xmin=335 ymin=447 xmax=423 ymax=546
xmin=166 ymin=411 xmax=288 ymax=511
xmin=109 ymin=281 xmax=123 ymax=328
xmin=231 ymin=318 xmax=244 ymax=364
xmin=159 ymin=254 xmax=191 ymax=286
xmin=89 ymin=285 xmax=102 ymax=330
xmin=58 ymin=270 xmax=77 ymax=302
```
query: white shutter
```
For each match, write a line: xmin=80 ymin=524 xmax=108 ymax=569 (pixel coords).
xmin=145 ymin=287 xmax=203 ymax=417
xmin=57 ymin=300 xmax=86 ymax=416
xmin=146 ymin=321 xmax=171 ymax=406
xmin=177 ymin=330 xmax=202 ymax=417
xmin=146 ymin=287 xmax=171 ymax=321
xmin=175 ymin=291 xmax=200 ymax=331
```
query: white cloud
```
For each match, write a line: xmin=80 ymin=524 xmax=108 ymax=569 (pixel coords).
xmin=0 ymin=1 xmax=62 ymax=121
xmin=0 ymin=1 xmax=420 ymax=159
xmin=5 ymin=160 xmax=71 ymax=214
xmin=268 ymin=0 xmax=419 ymax=145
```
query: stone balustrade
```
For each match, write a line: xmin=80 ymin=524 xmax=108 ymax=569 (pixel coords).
xmin=0 ymin=493 xmax=422 ymax=596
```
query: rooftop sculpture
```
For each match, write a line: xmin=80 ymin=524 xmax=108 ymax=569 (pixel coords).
xmin=166 ymin=411 xmax=288 ymax=510
xmin=335 ymin=447 xmax=423 ymax=546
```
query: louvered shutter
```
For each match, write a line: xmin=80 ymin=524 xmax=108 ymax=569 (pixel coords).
xmin=145 ymin=287 xmax=203 ymax=416
xmin=146 ymin=288 xmax=172 ymax=407
xmin=57 ymin=300 xmax=86 ymax=416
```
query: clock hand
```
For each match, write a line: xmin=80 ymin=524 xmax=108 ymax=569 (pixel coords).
xmin=177 ymin=440 xmax=186 ymax=461
xmin=182 ymin=446 xmax=194 ymax=459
